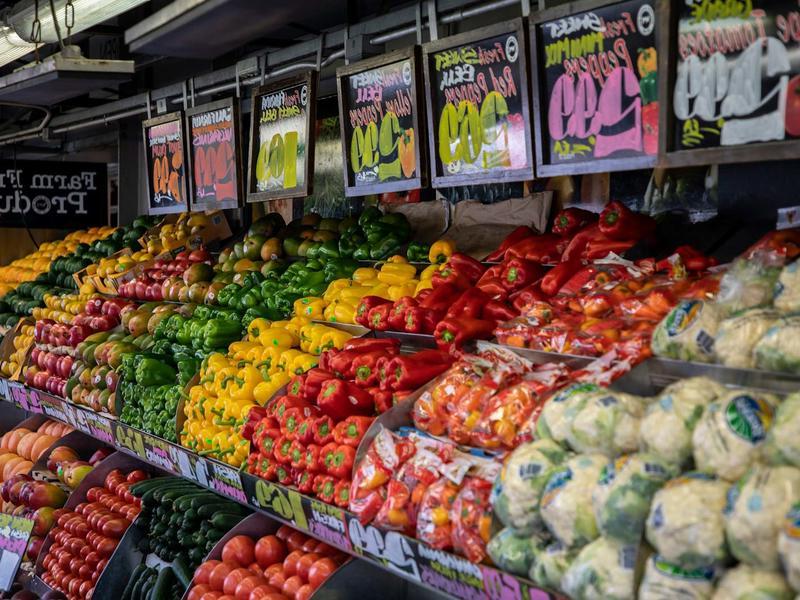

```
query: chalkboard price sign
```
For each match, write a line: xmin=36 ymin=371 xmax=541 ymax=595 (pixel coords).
xmin=422 ymin=19 xmax=535 ymax=187
xmin=531 ymin=0 xmax=660 ymax=176
xmin=672 ymin=0 xmax=800 ymax=154
xmin=186 ymin=98 xmax=243 ymax=210
xmin=143 ymin=112 xmax=188 ymax=215
xmin=337 ymin=47 xmax=425 ymax=196
xmin=247 ymin=71 xmax=317 ymax=202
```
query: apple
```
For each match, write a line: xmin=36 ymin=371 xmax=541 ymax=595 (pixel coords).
xmin=1 ymin=475 xmax=32 ymax=502
xmin=32 ymin=507 xmax=55 ymax=536
xmin=47 ymin=447 xmax=80 ymax=472
xmin=84 ymin=297 xmax=103 ymax=315
xmin=33 ymin=371 xmax=49 ymax=390
xmin=88 ymin=449 xmax=112 ymax=466
xmin=20 ymin=481 xmax=68 ymax=509
xmin=56 ymin=355 xmax=73 ymax=379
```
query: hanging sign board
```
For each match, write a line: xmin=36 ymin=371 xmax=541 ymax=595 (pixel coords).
xmin=422 ymin=19 xmax=535 ymax=187
xmin=530 ymin=0 xmax=660 ymax=176
xmin=143 ymin=112 xmax=189 ymax=215
xmin=185 ymin=98 xmax=243 ymax=210
xmin=247 ymin=71 xmax=317 ymax=202
xmin=0 ymin=160 xmax=107 ymax=228
xmin=0 ymin=513 xmax=33 ymax=591
xmin=336 ymin=47 xmax=425 ymax=196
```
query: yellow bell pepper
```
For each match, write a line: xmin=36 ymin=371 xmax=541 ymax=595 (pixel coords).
xmin=352 ymin=267 xmax=379 ymax=282
xmin=247 ymin=318 xmax=272 ymax=340
xmin=293 ymin=297 xmax=327 ymax=320
xmin=377 ymin=262 xmax=416 ymax=285
xmin=327 ymin=279 xmax=353 ymax=291
xmin=388 ymin=282 xmax=419 ymax=301
xmin=430 ymin=239 xmax=456 ymax=264
xmin=228 ymin=364 xmax=261 ymax=401
xmin=229 ymin=341 xmax=260 ymax=361
xmin=278 ymin=349 xmax=304 ymax=371
xmin=285 ymin=317 xmax=311 ymax=337
xmin=290 ymin=353 xmax=318 ymax=375
xmin=415 ymin=279 xmax=433 ymax=294
xmin=258 ymin=327 xmax=299 ymax=349
xmin=253 ymin=346 xmax=282 ymax=375
xmin=338 ymin=287 xmax=371 ymax=303
xmin=326 ymin=300 xmax=357 ymax=324
xmin=386 ymin=255 xmax=408 ymax=263
xmin=320 ymin=328 xmax=352 ymax=352
xmin=419 ymin=264 xmax=439 ymax=281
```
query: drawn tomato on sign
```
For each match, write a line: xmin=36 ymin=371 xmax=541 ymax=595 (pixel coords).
xmin=786 ymin=75 xmax=800 ymax=137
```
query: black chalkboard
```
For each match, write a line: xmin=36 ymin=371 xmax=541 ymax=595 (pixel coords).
xmin=672 ymin=0 xmax=800 ymax=152
xmin=422 ymin=19 xmax=534 ymax=187
xmin=532 ymin=0 xmax=660 ymax=176
xmin=185 ymin=97 xmax=243 ymax=211
xmin=247 ymin=71 xmax=317 ymax=202
xmin=143 ymin=112 xmax=188 ymax=215
xmin=336 ymin=47 xmax=425 ymax=197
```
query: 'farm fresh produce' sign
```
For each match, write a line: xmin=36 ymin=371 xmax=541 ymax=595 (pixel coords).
xmin=247 ymin=71 xmax=317 ymax=202
xmin=186 ymin=98 xmax=242 ymax=211
xmin=337 ymin=47 xmax=425 ymax=196
xmin=0 ymin=160 xmax=107 ymax=228
xmin=532 ymin=0 xmax=659 ymax=174
xmin=673 ymin=0 xmax=800 ymax=151
xmin=143 ymin=112 xmax=188 ymax=215
xmin=422 ymin=19 xmax=535 ymax=186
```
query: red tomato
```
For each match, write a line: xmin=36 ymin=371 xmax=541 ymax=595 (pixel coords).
xmin=195 ymin=561 xmax=222 ymax=584
xmin=282 ymin=550 xmax=304 ymax=577
xmin=275 ymin=525 xmax=293 ymax=541
xmin=209 ymin=563 xmax=233 ymax=592
xmin=264 ymin=564 xmax=283 ymax=578
xmin=222 ymin=535 xmax=256 ymax=567
xmin=254 ymin=536 xmax=286 ymax=569
xmin=223 ymin=568 xmax=252 ymax=596
xmin=267 ymin=571 xmax=285 ymax=590
xmin=285 ymin=531 xmax=307 ymax=552
xmin=300 ymin=539 xmax=318 ymax=553
xmin=97 ymin=558 xmax=108 ymax=571
xmin=313 ymin=541 xmax=337 ymax=557
xmin=79 ymin=579 xmax=93 ymax=597
xmin=296 ymin=553 xmax=319 ymax=582
xmin=200 ymin=593 xmax=222 ymax=600
xmin=84 ymin=551 xmax=100 ymax=567
xmin=78 ymin=563 xmax=93 ymax=579
xmin=308 ymin=558 xmax=337 ymax=590
xmin=126 ymin=470 xmax=148 ymax=483
xmin=295 ymin=584 xmax=314 ymax=600
xmin=101 ymin=517 xmax=129 ymax=538
xmin=94 ymin=536 xmax=117 ymax=557
xmin=247 ymin=563 xmax=262 ymax=576
xmin=282 ymin=575 xmax=304 ymax=598
xmin=233 ymin=576 xmax=267 ymax=600
xmin=188 ymin=583 xmax=212 ymax=600
xmin=248 ymin=587 xmax=283 ymax=600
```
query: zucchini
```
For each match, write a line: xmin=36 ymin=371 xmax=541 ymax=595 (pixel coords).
xmin=205 ymin=527 xmax=227 ymax=541
xmin=150 ymin=566 xmax=174 ymax=600
xmin=196 ymin=502 xmax=241 ymax=517
xmin=157 ymin=486 xmax=199 ymax=503
xmin=138 ymin=577 xmax=155 ymax=600
xmin=174 ymin=492 xmax=216 ymax=511
xmin=129 ymin=567 xmax=153 ymax=600
xmin=209 ymin=513 xmax=243 ymax=529
xmin=121 ymin=564 xmax=148 ymax=600
xmin=171 ymin=556 xmax=192 ymax=590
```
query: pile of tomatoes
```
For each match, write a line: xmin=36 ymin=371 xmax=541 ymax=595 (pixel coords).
xmin=39 ymin=468 xmax=147 ymax=599
xmin=188 ymin=524 xmax=345 ymax=600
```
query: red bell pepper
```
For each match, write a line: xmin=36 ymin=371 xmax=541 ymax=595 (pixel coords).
xmin=388 ymin=297 xmax=417 ymax=331
xmin=431 ymin=266 xmax=470 ymax=289
xmin=482 ymin=300 xmax=517 ymax=322
xmin=319 ymin=348 xmax=336 ymax=371
xmin=541 ymin=259 xmax=583 ymax=296
xmin=485 ymin=226 xmax=534 ymax=262
xmin=261 ymin=461 xmax=278 ymax=482
xmin=372 ymin=388 xmax=394 ymax=413
xmin=328 ymin=350 xmax=361 ymax=378
xmin=325 ymin=444 xmax=356 ymax=479
xmin=317 ymin=379 xmax=374 ymax=420
xmin=334 ymin=479 xmax=351 ymax=508
xmin=296 ymin=470 xmax=315 ymax=494
xmin=500 ymin=258 xmax=542 ymax=292
xmin=241 ymin=406 xmax=270 ymax=441
xmin=271 ymin=395 xmax=316 ymax=421
xmin=304 ymin=444 xmax=322 ymax=472
xmin=561 ymin=223 xmax=601 ymax=262
xmin=408 ymin=349 xmax=452 ymax=364
xmin=312 ymin=415 xmax=335 ymax=445
xmin=247 ymin=452 xmax=260 ymax=474
xmin=403 ymin=306 xmax=428 ymax=334
xmin=280 ymin=407 xmax=304 ymax=440
xmin=446 ymin=287 xmax=490 ymax=319
xmin=367 ymin=304 xmax=392 ymax=331
xmin=295 ymin=417 xmax=314 ymax=444
xmin=476 ymin=277 xmax=508 ymax=300
xmin=585 ymin=237 xmax=636 ymax=260
xmin=507 ymin=234 xmax=564 ymax=263
xmin=342 ymin=337 xmax=401 ymax=354
xmin=274 ymin=436 xmax=293 ymax=464
xmin=316 ymin=475 xmax=336 ymax=503
xmin=333 ymin=415 xmax=374 ymax=447
xmin=254 ymin=427 xmax=281 ymax=456
xmin=387 ymin=355 xmax=452 ymax=390
xmin=419 ymin=282 xmax=460 ymax=312
xmin=352 ymin=351 xmax=388 ymax=387
xmin=598 ymin=201 xmax=655 ymax=240
xmin=355 ymin=296 xmax=392 ymax=327
xmin=509 ymin=283 xmax=547 ymax=313
xmin=320 ymin=442 xmax=338 ymax=473
xmin=434 ymin=317 xmax=495 ymax=350
xmin=449 ymin=252 xmax=486 ymax=283
xmin=299 ymin=367 xmax=335 ymax=402
xmin=287 ymin=374 xmax=306 ymax=399
xmin=275 ymin=464 xmax=294 ymax=485
xmin=552 ymin=208 xmax=597 ymax=236
xmin=289 ymin=440 xmax=306 ymax=469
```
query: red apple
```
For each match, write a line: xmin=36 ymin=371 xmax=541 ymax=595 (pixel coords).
xmin=84 ymin=297 xmax=103 ymax=315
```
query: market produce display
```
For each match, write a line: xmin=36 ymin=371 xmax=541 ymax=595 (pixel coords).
xmin=117 ymin=246 xmax=214 ymax=302
xmin=187 ymin=523 xmax=346 ymax=600
xmin=0 ymin=420 xmax=72 ymax=486
xmin=39 ymin=466 xmax=145 ymax=597
xmin=0 ymin=320 xmax=34 ymax=378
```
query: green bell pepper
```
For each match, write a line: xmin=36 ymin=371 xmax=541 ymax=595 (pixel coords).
xmin=202 ymin=319 xmax=242 ymax=351
xmin=135 ymin=358 xmax=177 ymax=386
xmin=370 ymin=235 xmax=404 ymax=260
xmin=358 ymin=207 xmax=382 ymax=226
xmin=304 ymin=258 xmax=324 ymax=271
xmin=640 ymin=71 xmax=657 ymax=105
xmin=407 ymin=241 xmax=430 ymax=262
xmin=353 ymin=243 xmax=371 ymax=261
xmin=318 ymin=240 xmax=340 ymax=260
xmin=177 ymin=359 xmax=200 ymax=386
xmin=305 ymin=242 xmax=322 ymax=259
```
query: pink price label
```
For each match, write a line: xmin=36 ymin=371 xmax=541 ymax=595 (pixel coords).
xmin=480 ymin=565 xmax=523 ymax=600
xmin=25 ymin=389 xmax=43 ymax=414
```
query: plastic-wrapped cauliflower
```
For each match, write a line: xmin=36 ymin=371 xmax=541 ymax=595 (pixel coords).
xmin=565 ymin=391 xmax=646 ymax=456
xmin=592 ymin=453 xmax=676 ymax=542
xmin=652 ymin=300 xmax=721 ymax=363
xmin=774 ymin=260 xmax=800 ymax=313
xmin=711 ymin=564 xmax=793 ymax=600
xmin=560 ymin=537 xmax=638 ymax=600
xmin=640 ymin=377 xmax=725 ymax=466
xmin=638 ymin=555 xmax=717 ymax=600
xmin=529 ymin=541 xmax=576 ymax=592
xmin=491 ymin=439 xmax=568 ymax=534
xmin=724 ymin=464 xmax=800 ymax=570
xmin=486 ymin=527 xmax=547 ymax=576
xmin=778 ymin=503 xmax=800 ymax=591
xmin=716 ymin=257 xmax=781 ymax=315
xmin=645 ymin=472 xmax=729 ymax=569
xmin=755 ymin=317 xmax=800 ymax=373
xmin=692 ymin=390 xmax=778 ymax=481
xmin=536 ymin=383 xmax=603 ymax=444
xmin=541 ymin=454 xmax=607 ymax=548
xmin=764 ymin=393 xmax=800 ymax=468
xmin=715 ymin=308 xmax=779 ymax=369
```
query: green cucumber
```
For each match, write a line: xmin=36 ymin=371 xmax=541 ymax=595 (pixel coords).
xmin=130 ymin=567 xmax=153 ymax=600
xmin=209 ymin=513 xmax=243 ymax=529
xmin=171 ymin=556 xmax=192 ymax=590
xmin=150 ymin=566 xmax=174 ymax=600
xmin=121 ymin=564 xmax=147 ymax=600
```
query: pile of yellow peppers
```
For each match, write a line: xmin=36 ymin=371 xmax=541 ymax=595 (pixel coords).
xmin=32 ymin=293 xmax=96 ymax=324
xmin=179 ymin=317 xmax=352 ymax=466
xmin=0 ymin=322 xmax=34 ymax=378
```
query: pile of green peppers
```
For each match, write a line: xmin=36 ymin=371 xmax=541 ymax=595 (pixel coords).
xmin=152 ymin=309 xmax=243 ymax=354
xmin=337 ymin=207 xmax=412 ymax=261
